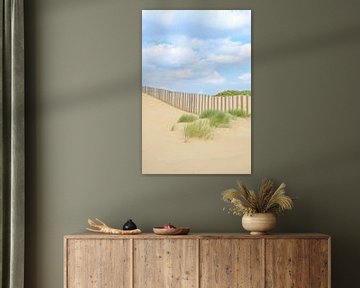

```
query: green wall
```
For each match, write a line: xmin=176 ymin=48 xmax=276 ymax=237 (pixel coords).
xmin=25 ymin=0 xmax=360 ymax=287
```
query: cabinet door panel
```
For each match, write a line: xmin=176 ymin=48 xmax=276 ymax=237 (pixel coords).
xmin=265 ymin=239 xmax=310 ymax=288
xmin=200 ymin=239 xmax=264 ymax=288
xmin=66 ymin=239 xmax=131 ymax=288
xmin=134 ymin=239 xmax=198 ymax=288
xmin=310 ymin=239 xmax=329 ymax=288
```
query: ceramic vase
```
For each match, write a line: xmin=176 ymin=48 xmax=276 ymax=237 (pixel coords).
xmin=242 ymin=213 xmax=276 ymax=235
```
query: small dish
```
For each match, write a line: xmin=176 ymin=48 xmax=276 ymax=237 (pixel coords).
xmin=153 ymin=227 xmax=190 ymax=235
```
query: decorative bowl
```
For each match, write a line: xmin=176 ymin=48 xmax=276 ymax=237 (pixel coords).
xmin=153 ymin=227 xmax=190 ymax=235
xmin=242 ymin=213 xmax=276 ymax=235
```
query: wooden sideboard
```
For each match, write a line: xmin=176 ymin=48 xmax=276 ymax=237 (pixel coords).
xmin=64 ymin=233 xmax=330 ymax=288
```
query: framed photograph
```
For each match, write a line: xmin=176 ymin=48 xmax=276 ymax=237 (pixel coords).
xmin=142 ymin=10 xmax=251 ymax=174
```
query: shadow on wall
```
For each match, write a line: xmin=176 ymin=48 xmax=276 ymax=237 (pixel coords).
xmin=42 ymin=76 xmax=138 ymax=112
xmin=257 ymin=23 xmax=360 ymax=63
xmin=36 ymin=0 xmax=104 ymax=10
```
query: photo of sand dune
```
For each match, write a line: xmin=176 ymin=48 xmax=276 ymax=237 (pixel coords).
xmin=142 ymin=92 xmax=251 ymax=174
xmin=142 ymin=10 xmax=251 ymax=174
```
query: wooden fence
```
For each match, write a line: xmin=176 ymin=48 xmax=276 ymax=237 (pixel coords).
xmin=142 ymin=86 xmax=251 ymax=115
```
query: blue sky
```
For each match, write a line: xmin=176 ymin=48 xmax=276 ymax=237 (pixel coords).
xmin=142 ymin=10 xmax=251 ymax=95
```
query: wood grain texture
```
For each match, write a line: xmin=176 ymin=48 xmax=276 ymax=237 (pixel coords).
xmin=133 ymin=239 xmax=197 ymax=288
xmin=64 ymin=234 xmax=331 ymax=288
xmin=310 ymin=239 xmax=329 ymax=288
xmin=66 ymin=239 xmax=131 ymax=288
xmin=265 ymin=239 xmax=310 ymax=288
xmin=200 ymin=239 xmax=264 ymax=288
xmin=65 ymin=233 xmax=330 ymax=240
xmin=64 ymin=239 xmax=68 ymax=288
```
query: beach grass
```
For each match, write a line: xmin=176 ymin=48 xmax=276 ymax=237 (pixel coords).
xmin=228 ymin=109 xmax=250 ymax=118
xmin=178 ymin=114 xmax=198 ymax=123
xmin=199 ymin=110 xmax=218 ymax=119
xmin=209 ymin=113 xmax=230 ymax=127
xmin=216 ymin=90 xmax=251 ymax=96
xmin=200 ymin=110 xmax=231 ymax=127
xmin=184 ymin=120 xmax=212 ymax=139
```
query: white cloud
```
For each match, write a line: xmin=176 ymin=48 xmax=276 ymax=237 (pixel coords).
xmin=143 ymin=38 xmax=249 ymax=91
xmin=207 ymin=41 xmax=251 ymax=64
xmin=167 ymin=35 xmax=206 ymax=50
xmin=161 ymin=36 xmax=251 ymax=65
xmin=173 ymin=69 xmax=193 ymax=79
xmin=205 ymin=10 xmax=251 ymax=31
xmin=143 ymin=30 xmax=251 ymax=68
xmin=202 ymin=71 xmax=226 ymax=84
xmin=143 ymin=44 xmax=198 ymax=67
xmin=238 ymin=72 xmax=251 ymax=83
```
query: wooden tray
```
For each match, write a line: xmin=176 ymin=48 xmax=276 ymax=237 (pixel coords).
xmin=153 ymin=227 xmax=190 ymax=235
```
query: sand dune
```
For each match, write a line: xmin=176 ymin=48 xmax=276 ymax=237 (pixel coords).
xmin=142 ymin=93 xmax=251 ymax=174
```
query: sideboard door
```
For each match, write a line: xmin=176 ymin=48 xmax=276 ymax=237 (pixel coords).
xmin=265 ymin=239 xmax=329 ymax=288
xmin=134 ymin=239 xmax=198 ymax=288
xmin=66 ymin=239 xmax=131 ymax=288
xmin=310 ymin=239 xmax=330 ymax=288
xmin=200 ymin=239 xmax=264 ymax=288
xmin=266 ymin=239 xmax=309 ymax=288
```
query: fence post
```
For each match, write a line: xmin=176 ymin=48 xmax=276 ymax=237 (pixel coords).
xmin=188 ymin=93 xmax=190 ymax=112
xmin=190 ymin=94 xmax=192 ymax=113
xmin=185 ymin=92 xmax=187 ymax=111
xmin=203 ymin=95 xmax=205 ymax=113
xmin=196 ymin=94 xmax=198 ymax=114
xmin=188 ymin=93 xmax=191 ymax=113
xmin=201 ymin=95 xmax=204 ymax=114
xmin=190 ymin=94 xmax=193 ymax=113
xmin=183 ymin=92 xmax=186 ymax=112
xmin=180 ymin=92 xmax=182 ymax=109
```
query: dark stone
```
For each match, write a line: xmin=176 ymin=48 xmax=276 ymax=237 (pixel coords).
xmin=123 ymin=219 xmax=137 ymax=230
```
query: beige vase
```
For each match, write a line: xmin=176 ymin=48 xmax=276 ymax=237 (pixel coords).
xmin=242 ymin=213 xmax=276 ymax=235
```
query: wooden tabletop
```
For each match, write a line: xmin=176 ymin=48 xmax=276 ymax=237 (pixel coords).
xmin=65 ymin=232 xmax=330 ymax=240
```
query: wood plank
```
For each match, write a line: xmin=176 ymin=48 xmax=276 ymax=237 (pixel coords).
xmin=196 ymin=239 xmax=200 ymax=288
xmin=67 ymin=239 xmax=131 ymax=288
xmin=310 ymin=239 xmax=329 ymax=288
xmin=65 ymin=233 xmax=330 ymax=240
xmin=64 ymin=238 xmax=68 ymax=288
xmin=265 ymin=239 xmax=310 ymax=288
xmin=200 ymin=239 xmax=264 ymax=288
xmin=134 ymin=239 xmax=197 ymax=288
